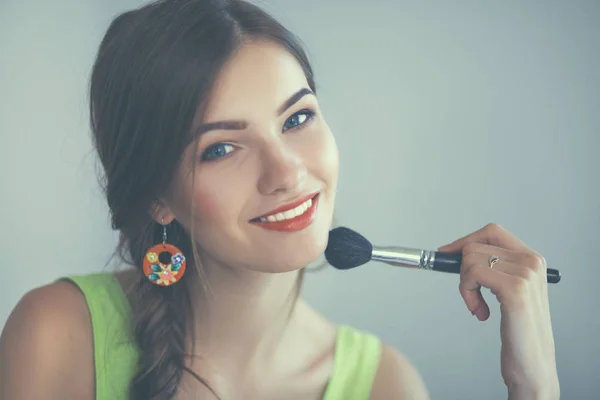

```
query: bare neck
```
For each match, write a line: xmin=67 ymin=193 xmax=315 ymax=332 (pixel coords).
xmin=115 ymin=263 xmax=337 ymax=399
xmin=189 ymin=262 xmax=302 ymax=370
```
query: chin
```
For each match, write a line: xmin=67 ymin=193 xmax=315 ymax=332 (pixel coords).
xmin=251 ymin=214 xmax=332 ymax=274
xmin=254 ymin=235 xmax=328 ymax=274
xmin=273 ymin=242 xmax=327 ymax=273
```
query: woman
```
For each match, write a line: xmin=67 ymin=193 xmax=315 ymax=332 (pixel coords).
xmin=0 ymin=0 xmax=559 ymax=399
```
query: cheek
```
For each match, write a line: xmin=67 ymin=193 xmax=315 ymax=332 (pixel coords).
xmin=186 ymin=164 xmax=258 ymax=230
xmin=189 ymin=181 xmax=241 ymax=227
xmin=168 ymin=174 xmax=235 ymax=231
xmin=308 ymin=124 xmax=339 ymax=184
xmin=192 ymin=189 xmax=224 ymax=222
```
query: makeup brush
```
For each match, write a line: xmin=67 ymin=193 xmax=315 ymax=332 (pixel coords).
xmin=324 ymin=226 xmax=561 ymax=284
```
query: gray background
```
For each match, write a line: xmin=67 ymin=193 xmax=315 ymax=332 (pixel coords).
xmin=1 ymin=0 xmax=598 ymax=398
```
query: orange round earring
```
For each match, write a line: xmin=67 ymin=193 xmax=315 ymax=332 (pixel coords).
xmin=142 ymin=219 xmax=187 ymax=286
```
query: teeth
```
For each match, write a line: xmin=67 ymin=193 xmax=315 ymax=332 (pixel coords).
xmin=259 ymin=197 xmax=314 ymax=222
xmin=283 ymin=209 xmax=296 ymax=219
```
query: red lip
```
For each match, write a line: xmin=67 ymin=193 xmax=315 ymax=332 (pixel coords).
xmin=250 ymin=193 xmax=320 ymax=232
xmin=251 ymin=192 xmax=319 ymax=220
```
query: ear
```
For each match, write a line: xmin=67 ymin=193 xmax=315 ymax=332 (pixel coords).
xmin=149 ymin=201 xmax=176 ymax=225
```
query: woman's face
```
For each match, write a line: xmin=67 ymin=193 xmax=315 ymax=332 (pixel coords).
xmin=163 ymin=39 xmax=339 ymax=273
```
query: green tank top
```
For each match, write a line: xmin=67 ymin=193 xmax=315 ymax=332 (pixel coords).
xmin=64 ymin=273 xmax=382 ymax=400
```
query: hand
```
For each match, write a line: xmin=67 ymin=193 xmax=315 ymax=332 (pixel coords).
xmin=438 ymin=223 xmax=559 ymax=399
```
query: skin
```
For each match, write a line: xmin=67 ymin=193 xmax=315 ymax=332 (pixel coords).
xmin=439 ymin=224 xmax=560 ymax=399
xmin=0 ymin=40 xmax=558 ymax=400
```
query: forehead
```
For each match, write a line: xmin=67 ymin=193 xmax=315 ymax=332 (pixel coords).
xmin=203 ymin=39 xmax=309 ymax=121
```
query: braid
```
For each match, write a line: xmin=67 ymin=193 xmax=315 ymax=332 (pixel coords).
xmin=130 ymin=277 xmax=188 ymax=399
xmin=126 ymin=221 xmax=213 ymax=399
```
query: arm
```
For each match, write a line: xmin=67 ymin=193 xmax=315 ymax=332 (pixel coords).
xmin=0 ymin=282 xmax=95 ymax=400
xmin=369 ymin=344 xmax=429 ymax=400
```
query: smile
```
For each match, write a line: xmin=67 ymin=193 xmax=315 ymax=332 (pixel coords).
xmin=250 ymin=192 xmax=320 ymax=232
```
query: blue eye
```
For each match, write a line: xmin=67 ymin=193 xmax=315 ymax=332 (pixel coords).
xmin=201 ymin=143 xmax=235 ymax=161
xmin=283 ymin=109 xmax=315 ymax=132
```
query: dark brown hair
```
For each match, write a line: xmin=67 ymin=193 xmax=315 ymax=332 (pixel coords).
xmin=89 ymin=0 xmax=316 ymax=398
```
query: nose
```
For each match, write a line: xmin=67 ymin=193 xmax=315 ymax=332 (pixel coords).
xmin=256 ymin=142 xmax=307 ymax=196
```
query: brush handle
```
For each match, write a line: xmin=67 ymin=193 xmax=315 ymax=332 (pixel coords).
xmin=435 ymin=252 xmax=561 ymax=284
xmin=370 ymin=246 xmax=561 ymax=284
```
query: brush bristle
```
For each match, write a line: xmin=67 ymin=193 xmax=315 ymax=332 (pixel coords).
xmin=325 ymin=226 xmax=373 ymax=270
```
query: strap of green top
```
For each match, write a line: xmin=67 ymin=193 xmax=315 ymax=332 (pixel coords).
xmin=323 ymin=325 xmax=382 ymax=400
xmin=62 ymin=273 xmax=138 ymax=400
xmin=61 ymin=273 xmax=381 ymax=400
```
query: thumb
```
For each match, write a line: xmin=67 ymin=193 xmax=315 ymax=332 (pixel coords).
xmin=459 ymin=283 xmax=491 ymax=321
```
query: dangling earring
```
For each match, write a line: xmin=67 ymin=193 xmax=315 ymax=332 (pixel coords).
xmin=142 ymin=218 xmax=187 ymax=286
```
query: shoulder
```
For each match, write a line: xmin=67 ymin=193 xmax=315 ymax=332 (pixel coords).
xmin=370 ymin=343 xmax=429 ymax=400
xmin=0 ymin=280 xmax=95 ymax=399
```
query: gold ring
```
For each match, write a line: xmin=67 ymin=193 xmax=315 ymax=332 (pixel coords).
xmin=488 ymin=255 xmax=500 ymax=268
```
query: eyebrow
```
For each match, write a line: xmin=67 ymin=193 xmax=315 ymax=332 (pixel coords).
xmin=192 ymin=87 xmax=314 ymax=137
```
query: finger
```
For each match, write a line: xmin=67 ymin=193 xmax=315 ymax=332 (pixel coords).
xmin=461 ymin=243 xmax=548 ymax=283
xmin=460 ymin=280 xmax=490 ymax=321
xmin=460 ymin=242 xmax=521 ymax=262
xmin=459 ymin=251 xmax=493 ymax=319
xmin=438 ymin=223 xmax=530 ymax=253
xmin=460 ymin=251 xmax=522 ymax=320
xmin=460 ymin=255 xmax=525 ymax=315
xmin=464 ymin=251 xmax=531 ymax=281
xmin=460 ymin=263 xmax=517 ymax=320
